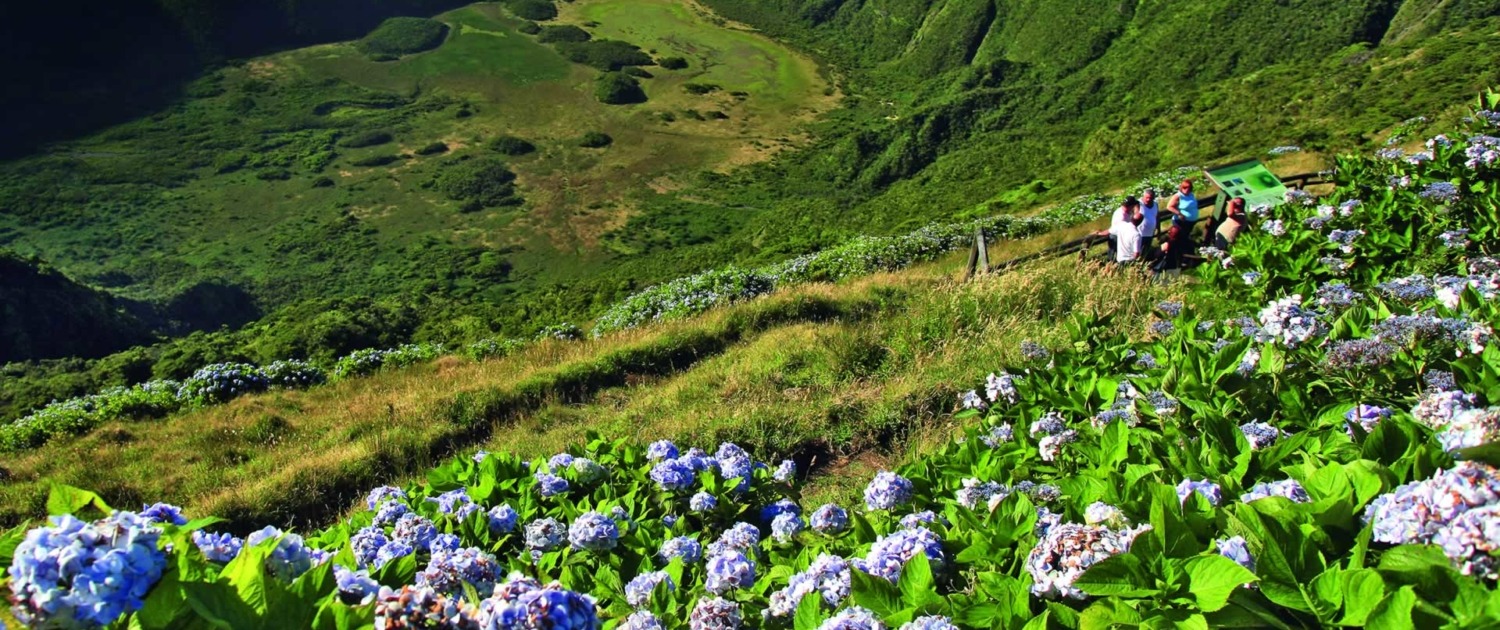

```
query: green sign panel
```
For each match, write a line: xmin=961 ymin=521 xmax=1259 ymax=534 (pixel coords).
xmin=1204 ymin=159 xmax=1288 ymax=210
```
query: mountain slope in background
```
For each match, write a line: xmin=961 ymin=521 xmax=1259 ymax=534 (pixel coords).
xmin=0 ymin=252 xmax=155 ymax=363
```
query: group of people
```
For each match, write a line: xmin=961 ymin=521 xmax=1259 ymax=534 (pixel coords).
xmin=1095 ymin=178 xmax=1248 ymax=274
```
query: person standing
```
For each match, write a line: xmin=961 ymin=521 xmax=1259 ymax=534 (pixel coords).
xmin=1138 ymin=188 xmax=1159 ymax=260
xmin=1097 ymin=196 xmax=1143 ymax=267
xmin=1156 ymin=179 xmax=1200 ymax=273
xmin=1214 ymin=197 xmax=1249 ymax=250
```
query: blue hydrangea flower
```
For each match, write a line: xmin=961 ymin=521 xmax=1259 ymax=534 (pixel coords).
xmin=767 ymin=554 xmax=851 ymax=617
xmin=373 ymin=585 xmax=480 ymax=629
xmin=525 ymin=518 xmax=567 ymax=553
xmin=392 ymin=513 xmax=440 ymax=551
xmin=955 ymin=479 xmax=1008 ymax=510
xmin=244 ymin=526 xmax=316 ymax=582
xmin=428 ymin=488 xmax=480 ymax=521
xmin=351 ymin=526 xmax=392 ymax=569
xmin=663 ymin=514 xmax=679 ymax=528
xmin=375 ymin=540 xmax=415 ymax=569
xmin=899 ymin=511 xmax=942 ymax=529
xmin=8 ymin=512 xmax=168 ymax=628
xmin=715 ymin=443 xmax=754 ymax=490
xmin=1345 ymin=404 xmax=1391 ymax=437
xmin=981 ymin=423 xmax=1014 ymax=447
xmin=819 ymin=606 xmax=885 ymax=630
xmin=430 ymin=533 xmax=461 ymax=553
xmin=707 ymin=522 xmax=760 ymax=558
xmin=473 ymin=450 xmax=490 ymax=463
xmin=863 ymin=471 xmax=914 ymax=511
xmin=373 ymin=500 xmax=411 ymax=526
xmin=705 ymin=550 xmax=756 ymax=594
xmin=625 ymin=571 xmax=675 ymax=608
xmin=549 ymin=453 xmax=576 ymax=471
xmin=192 ymin=530 xmax=243 ymax=564
xmin=622 ymin=610 xmax=665 ymax=630
xmin=771 ymin=513 xmax=805 ymax=543
xmin=689 ymin=596 xmax=742 ymax=630
xmin=647 ymin=440 xmax=680 ymax=460
xmin=1239 ymin=422 xmax=1283 ymax=450
xmin=489 ymin=504 xmax=519 ymax=533
xmin=852 ymin=527 xmax=944 ymax=583
xmin=536 ymin=472 xmax=570 ymax=497
xmin=568 ymin=512 xmax=620 ymax=552
xmin=366 ymin=485 xmax=407 ymax=510
xmin=1215 ymin=536 xmax=1256 ymax=573
xmin=659 ymin=536 xmax=703 ymax=564
xmin=1175 ymin=479 xmax=1223 ymax=506
xmin=416 ymin=547 xmax=501 ymax=596
xmin=651 ymin=458 xmax=697 ymax=492
xmin=1364 ymin=462 xmax=1500 ymax=546
xmin=140 ymin=503 xmax=188 ymax=526
xmin=571 ymin=458 xmax=607 ymax=485
xmin=690 ymin=492 xmax=718 ymax=513
xmin=678 ymin=448 xmax=715 ymax=472
xmin=774 ymin=459 xmax=797 ymax=483
xmin=810 ymin=504 xmax=850 ymax=534
xmin=1241 ymin=479 xmax=1311 ymax=504
xmin=900 ymin=616 xmax=958 ymax=630
xmin=1026 ymin=523 xmax=1145 ymax=600
xmin=610 ymin=506 xmax=637 ymax=534
xmin=759 ymin=498 xmax=801 ymax=523
xmin=334 ymin=565 xmax=380 ymax=605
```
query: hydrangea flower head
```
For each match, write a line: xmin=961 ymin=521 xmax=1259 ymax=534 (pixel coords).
xmin=568 ymin=512 xmax=620 ymax=552
xmin=771 ymin=513 xmax=806 ymax=543
xmin=1241 ymin=479 xmax=1311 ymax=504
xmin=863 ymin=471 xmax=914 ymax=511
xmin=811 ymin=504 xmax=850 ymax=534
xmin=9 ymin=512 xmax=168 ymax=628
xmin=244 ymin=526 xmax=317 ymax=582
xmin=651 ymin=458 xmax=697 ymax=492
xmin=535 ymin=472 xmax=570 ymax=497
xmin=192 ymin=530 xmax=243 ymax=564
xmin=705 ymin=550 xmax=756 ymax=594
xmin=691 ymin=492 xmax=718 ymax=513
xmin=625 ymin=571 xmax=675 ymax=608
xmin=1239 ymin=422 xmax=1283 ymax=450
xmin=140 ymin=503 xmax=188 ymax=526
xmin=366 ymin=485 xmax=407 ymax=510
xmin=818 ymin=606 xmax=885 ymax=630
xmin=852 ymin=527 xmax=944 ymax=583
xmin=774 ymin=460 xmax=797 ymax=483
xmin=489 ymin=504 xmax=519 ymax=533
xmin=689 ymin=597 xmax=742 ymax=630
xmin=647 ymin=440 xmax=680 ymax=461
xmin=659 ymin=536 xmax=703 ymax=564
xmin=334 ymin=565 xmax=380 ymax=605
xmin=1216 ymin=536 xmax=1255 ymax=573
xmin=1026 ymin=523 xmax=1147 ymax=600
xmin=416 ymin=547 xmax=501 ymax=596
xmin=525 ymin=518 xmax=567 ymax=553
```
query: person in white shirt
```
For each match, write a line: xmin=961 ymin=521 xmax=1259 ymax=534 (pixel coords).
xmin=1097 ymin=196 xmax=1143 ymax=266
xmin=1138 ymin=189 xmax=1159 ymax=260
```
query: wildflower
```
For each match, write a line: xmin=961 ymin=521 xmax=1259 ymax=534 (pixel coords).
xmin=1376 ymin=275 xmax=1434 ymax=301
xmin=1026 ymin=523 xmax=1148 ymax=600
xmin=1345 ymin=405 xmax=1391 ymax=437
xmin=705 ymin=550 xmax=756 ymax=594
xmin=819 ymin=607 xmax=885 ymax=630
xmin=1390 ymin=175 xmax=1413 ymax=189
xmin=1420 ymin=182 xmax=1461 ymax=203
xmin=1339 ymin=199 xmax=1362 ymax=215
xmin=689 ymin=597 xmax=742 ymax=630
xmin=524 ymin=518 xmax=567 ymax=553
xmin=1239 ymin=422 xmax=1283 ymax=450
xmin=1134 ymin=352 xmax=1159 ymax=370
xmin=811 ymin=504 xmax=851 ymax=534
xmin=568 ymin=512 xmax=620 ymax=552
xmin=535 ymin=472 xmax=570 ymax=497
xmin=193 ymin=530 xmax=243 ymax=564
xmin=1320 ymin=257 xmax=1350 ymax=275
xmin=1216 ymin=536 xmax=1256 ymax=573
xmin=1083 ymin=502 xmax=1130 ymax=529
xmin=985 ymin=372 xmax=1021 ymax=404
xmin=1146 ymin=391 xmax=1178 ymax=417
xmin=651 ymin=459 xmax=697 ymax=492
xmin=367 ymin=485 xmax=407 ymax=510
xmin=981 ymin=423 xmax=1014 ymax=446
xmin=1285 ymin=189 xmax=1316 ymax=206
xmin=1175 ymin=479 xmax=1223 ymax=506
xmin=416 ymin=547 xmax=501 ymax=596
xmin=1237 ymin=348 xmax=1260 ymax=376
xmin=244 ymin=526 xmax=316 ymax=582
xmin=659 ymin=536 xmax=703 ymax=564
xmin=7 ymin=512 xmax=168 ymax=628
xmin=1465 ymin=135 xmax=1500 ymax=169
xmin=864 ymin=471 xmax=914 ymax=511
xmin=853 ymin=527 xmax=945 ymax=583
xmin=1241 ymin=479 xmax=1311 ymax=503
xmin=1426 ymin=370 xmax=1458 ymax=392
xmin=334 ymin=565 xmax=380 ymax=605
xmin=774 ymin=459 xmax=797 ymax=483
xmin=625 ymin=571 xmax=674 ymax=608
xmin=1091 ymin=408 xmax=1137 ymax=428
xmin=647 ymin=440 xmax=680 ymax=460
xmin=691 ymin=492 xmax=718 ymax=512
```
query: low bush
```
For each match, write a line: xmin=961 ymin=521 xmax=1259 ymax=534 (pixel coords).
xmin=623 ymin=67 xmax=653 ymax=79
xmin=556 ymin=40 xmax=653 ymax=71
xmin=578 ymin=131 xmax=613 ymax=148
xmin=537 ymin=25 xmax=590 ymax=43
xmin=487 ymin=135 xmax=536 ymax=156
xmin=682 ymin=82 xmax=720 ymax=95
xmin=358 ymin=17 xmax=448 ymax=57
xmin=506 ymin=0 xmax=557 ymax=21
xmin=338 ymin=131 xmax=393 ymax=149
xmin=435 ymin=158 xmax=521 ymax=208
xmin=415 ymin=142 xmax=449 ymax=156
xmin=594 ymin=72 xmax=647 ymax=105
xmin=517 ymin=21 xmax=541 ymax=35
xmin=657 ymin=55 xmax=688 ymax=69
xmin=349 ymin=155 xmax=401 ymax=167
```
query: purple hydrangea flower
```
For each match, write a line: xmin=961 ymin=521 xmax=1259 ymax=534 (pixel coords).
xmin=705 ymin=550 xmax=756 ymax=594
xmin=811 ymin=504 xmax=850 ymax=534
xmin=525 ymin=518 xmax=567 ymax=553
xmin=334 ymin=565 xmax=380 ymax=605
xmin=863 ymin=471 xmax=914 ymax=511
xmin=1241 ymin=479 xmax=1310 ymax=503
xmin=852 ymin=527 xmax=944 ymax=583
xmin=366 ymin=485 xmax=407 ymax=510
xmin=1239 ymin=422 xmax=1283 ymax=450
xmin=647 ymin=440 xmax=680 ymax=461
xmin=7 ymin=512 xmax=169 ymax=628
xmin=416 ymin=547 xmax=501 ymax=596
xmin=244 ymin=526 xmax=316 ymax=582
xmin=771 ymin=513 xmax=806 ymax=543
xmin=766 ymin=554 xmax=851 ymax=617
xmin=1176 ymin=479 xmax=1223 ymax=506
xmin=901 ymin=617 xmax=958 ymax=630
xmin=659 ymin=536 xmax=703 ymax=564
xmin=818 ymin=606 xmax=885 ymax=630
xmin=192 ymin=530 xmax=243 ymax=564
xmin=689 ymin=597 xmax=742 ymax=630
xmin=535 ymin=472 xmax=570 ymax=497
xmin=774 ymin=460 xmax=797 ymax=483
xmin=1026 ymin=523 xmax=1148 ymax=600
xmin=691 ymin=492 xmax=718 ymax=513
xmin=625 ymin=571 xmax=674 ymax=608
xmin=568 ymin=512 xmax=620 ymax=552
xmin=140 ymin=503 xmax=188 ymax=526
xmin=651 ymin=458 xmax=697 ymax=492
xmin=1216 ymin=536 xmax=1256 ymax=573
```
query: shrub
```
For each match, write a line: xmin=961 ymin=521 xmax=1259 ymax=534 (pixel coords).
xmin=254 ymin=169 xmax=291 ymax=181
xmin=594 ymin=73 xmax=646 ymax=105
xmin=683 ymin=83 xmax=720 ymax=95
xmin=537 ymin=323 xmax=583 ymax=341
xmin=517 ymin=21 xmax=542 ymax=35
xmin=358 ymin=17 xmax=448 ymax=57
xmin=623 ymin=67 xmax=653 ymax=79
xmin=538 ymin=25 xmax=590 ymax=43
xmin=487 ymin=135 xmax=536 ymax=156
xmin=415 ymin=142 xmax=449 ymax=156
xmin=349 ymin=155 xmax=401 ymax=167
xmin=465 ymin=337 xmax=526 ymax=360
xmin=706 ymin=110 xmax=729 ymax=120
xmin=507 ymin=0 xmax=557 ymax=21
xmin=311 ymin=176 xmax=335 ymax=188
xmin=657 ymin=56 xmax=688 ymax=70
xmin=556 ymin=40 xmax=653 ymax=71
xmin=177 ymin=363 xmax=269 ymax=407
xmin=578 ymin=132 xmax=613 ymax=148
xmin=330 ymin=343 xmax=444 ymax=380
xmin=436 ymin=158 xmax=521 ymax=208
xmin=339 ymin=131 xmax=393 ymax=148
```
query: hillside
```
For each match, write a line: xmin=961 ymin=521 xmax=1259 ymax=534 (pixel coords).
xmin=2 ymin=99 xmax=1498 ymax=628
xmin=1 ymin=1 xmax=1497 ymax=426
xmin=0 ymin=252 xmax=155 ymax=363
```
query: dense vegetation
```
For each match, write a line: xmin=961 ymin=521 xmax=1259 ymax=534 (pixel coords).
xmin=4 ymin=98 xmax=1500 ymax=629
xmin=357 ymin=17 xmax=449 ymax=58
xmin=0 ymin=252 xmax=153 ymax=362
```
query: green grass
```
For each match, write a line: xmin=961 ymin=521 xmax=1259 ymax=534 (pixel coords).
xmin=0 ymin=242 xmax=1176 ymax=530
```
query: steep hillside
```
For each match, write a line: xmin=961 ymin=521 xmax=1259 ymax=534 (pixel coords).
xmin=0 ymin=252 xmax=154 ymax=363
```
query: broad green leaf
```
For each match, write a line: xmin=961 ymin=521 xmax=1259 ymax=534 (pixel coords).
xmin=794 ymin=592 xmax=825 ymax=630
xmin=1366 ymin=585 xmax=1417 ymax=630
xmin=135 ymin=566 xmax=191 ymax=629
xmin=1308 ymin=567 xmax=1344 ymax=623
xmin=1184 ymin=555 xmax=1257 ymax=612
xmin=1338 ymin=569 xmax=1386 ymax=626
xmin=220 ymin=545 xmax=272 ymax=615
xmin=1079 ymin=598 xmax=1143 ymax=630
xmin=45 ymin=484 xmax=111 ymax=517
xmin=1076 ymin=553 xmax=1159 ymax=598
xmin=850 ymin=567 xmax=904 ymax=619
xmin=183 ymin=581 xmax=262 ymax=630
xmin=898 ymin=553 xmax=938 ymax=608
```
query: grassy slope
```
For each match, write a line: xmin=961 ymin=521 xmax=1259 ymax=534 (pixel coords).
xmin=0 ymin=228 xmax=1176 ymax=531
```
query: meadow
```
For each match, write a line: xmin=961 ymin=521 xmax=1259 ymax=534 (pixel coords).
xmin=3 ymin=96 xmax=1499 ymax=629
